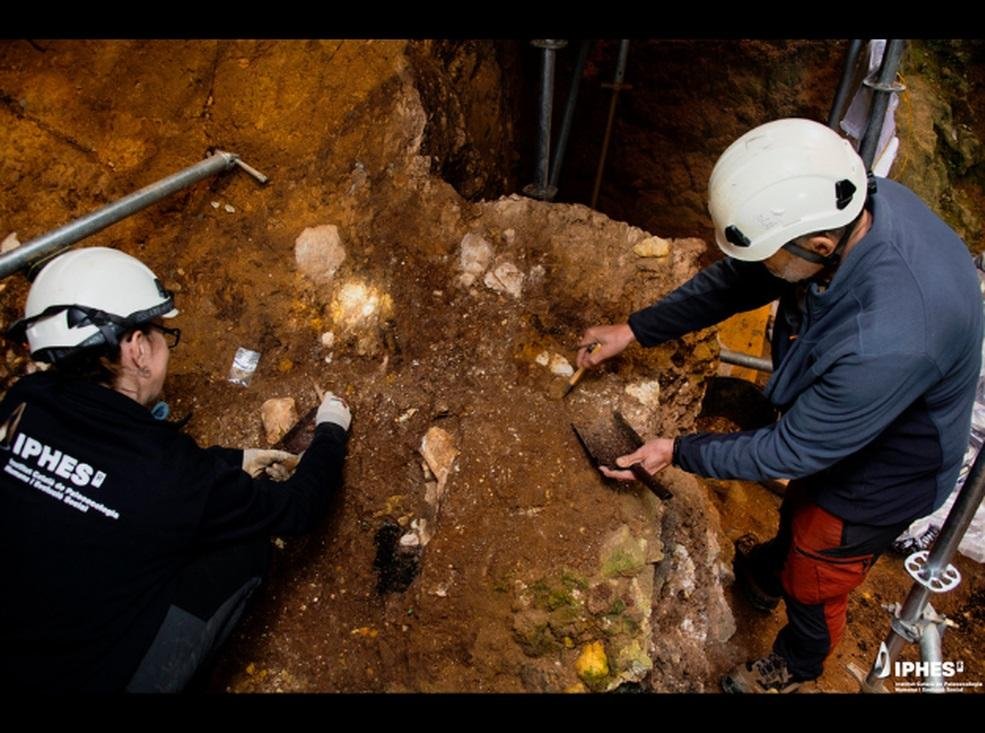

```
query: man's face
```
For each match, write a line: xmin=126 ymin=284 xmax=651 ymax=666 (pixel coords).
xmin=762 ymin=237 xmax=827 ymax=282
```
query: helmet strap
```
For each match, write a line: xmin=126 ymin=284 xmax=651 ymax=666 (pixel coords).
xmin=782 ymin=228 xmax=850 ymax=268
xmin=95 ymin=321 xmax=123 ymax=348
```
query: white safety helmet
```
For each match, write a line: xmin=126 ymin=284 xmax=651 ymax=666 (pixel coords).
xmin=708 ymin=118 xmax=869 ymax=262
xmin=8 ymin=247 xmax=177 ymax=363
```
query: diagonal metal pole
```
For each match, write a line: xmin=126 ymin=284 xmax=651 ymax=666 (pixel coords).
xmin=0 ymin=150 xmax=267 ymax=279
xmin=591 ymin=39 xmax=630 ymax=209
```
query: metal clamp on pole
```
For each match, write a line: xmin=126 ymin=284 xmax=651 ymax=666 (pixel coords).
xmin=229 ymin=155 xmax=270 ymax=185
xmin=889 ymin=615 xmax=922 ymax=644
xmin=904 ymin=549 xmax=962 ymax=593
xmin=863 ymin=77 xmax=907 ymax=94
xmin=0 ymin=149 xmax=269 ymax=279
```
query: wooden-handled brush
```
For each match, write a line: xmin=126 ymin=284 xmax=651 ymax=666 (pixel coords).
xmin=563 ymin=342 xmax=600 ymax=398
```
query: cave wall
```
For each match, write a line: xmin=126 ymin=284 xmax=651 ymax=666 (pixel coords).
xmin=532 ymin=39 xmax=985 ymax=253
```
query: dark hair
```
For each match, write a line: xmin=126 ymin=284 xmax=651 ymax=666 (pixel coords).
xmin=50 ymin=324 xmax=152 ymax=386
xmin=809 ymin=208 xmax=865 ymax=242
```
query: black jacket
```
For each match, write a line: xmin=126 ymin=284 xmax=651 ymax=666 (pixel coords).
xmin=0 ymin=372 xmax=347 ymax=692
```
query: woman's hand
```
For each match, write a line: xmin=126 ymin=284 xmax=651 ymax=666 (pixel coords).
xmin=315 ymin=392 xmax=351 ymax=431
xmin=242 ymin=449 xmax=300 ymax=479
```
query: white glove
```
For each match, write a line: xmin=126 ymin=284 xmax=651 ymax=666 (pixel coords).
xmin=315 ymin=391 xmax=351 ymax=431
xmin=242 ymin=449 xmax=299 ymax=479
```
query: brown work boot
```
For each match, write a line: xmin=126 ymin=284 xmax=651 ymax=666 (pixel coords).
xmin=733 ymin=533 xmax=781 ymax=614
xmin=721 ymin=653 xmax=803 ymax=694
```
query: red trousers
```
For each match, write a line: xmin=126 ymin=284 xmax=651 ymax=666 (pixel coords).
xmin=747 ymin=481 xmax=911 ymax=680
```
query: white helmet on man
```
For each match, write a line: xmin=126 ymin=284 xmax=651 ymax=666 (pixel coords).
xmin=708 ymin=118 xmax=869 ymax=262
xmin=8 ymin=247 xmax=177 ymax=363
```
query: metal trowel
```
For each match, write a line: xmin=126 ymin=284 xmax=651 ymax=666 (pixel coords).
xmin=571 ymin=410 xmax=672 ymax=501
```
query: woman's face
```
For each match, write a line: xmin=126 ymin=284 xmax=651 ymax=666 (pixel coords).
xmin=142 ymin=324 xmax=171 ymax=404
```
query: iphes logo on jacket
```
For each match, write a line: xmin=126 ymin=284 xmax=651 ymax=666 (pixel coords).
xmin=1 ymin=403 xmax=119 ymax=520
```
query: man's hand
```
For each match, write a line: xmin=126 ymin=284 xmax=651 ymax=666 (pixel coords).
xmin=242 ymin=449 xmax=300 ymax=479
xmin=576 ymin=324 xmax=636 ymax=369
xmin=599 ymin=438 xmax=674 ymax=481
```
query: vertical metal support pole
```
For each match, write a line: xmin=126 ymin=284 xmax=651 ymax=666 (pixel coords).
xmin=828 ymin=39 xmax=865 ymax=129
xmin=548 ymin=39 xmax=593 ymax=197
xmin=918 ymin=622 xmax=946 ymax=693
xmin=523 ymin=39 xmax=566 ymax=201
xmin=859 ymin=39 xmax=907 ymax=169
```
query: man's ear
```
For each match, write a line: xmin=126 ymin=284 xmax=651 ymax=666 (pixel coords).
xmin=806 ymin=233 xmax=838 ymax=257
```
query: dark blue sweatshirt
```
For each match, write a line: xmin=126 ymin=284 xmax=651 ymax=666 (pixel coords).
xmin=628 ymin=179 xmax=983 ymax=526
